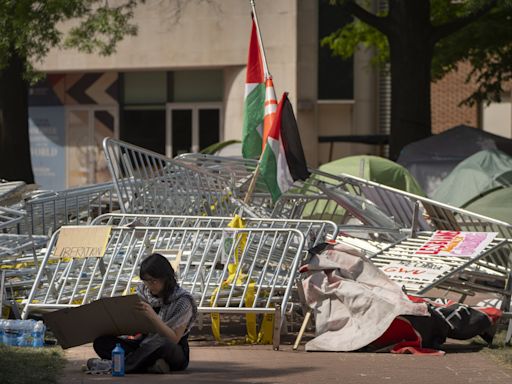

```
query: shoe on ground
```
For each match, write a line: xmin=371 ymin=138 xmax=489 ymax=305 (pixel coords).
xmin=147 ymin=358 xmax=170 ymax=374
xmin=85 ymin=358 xmax=112 ymax=373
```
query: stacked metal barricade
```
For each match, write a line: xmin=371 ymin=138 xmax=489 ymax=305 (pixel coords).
xmin=11 ymin=137 xmax=512 ymax=348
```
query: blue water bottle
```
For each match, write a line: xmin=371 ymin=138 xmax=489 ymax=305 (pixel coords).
xmin=32 ymin=321 xmax=45 ymax=348
xmin=111 ymin=343 xmax=125 ymax=377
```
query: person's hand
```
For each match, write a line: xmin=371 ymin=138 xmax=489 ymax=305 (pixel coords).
xmin=135 ymin=300 xmax=159 ymax=323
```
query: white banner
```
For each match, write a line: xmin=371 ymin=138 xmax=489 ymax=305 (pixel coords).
xmin=414 ymin=230 xmax=498 ymax=258
xmin=382 ymin=261 xmax=450 ymax=281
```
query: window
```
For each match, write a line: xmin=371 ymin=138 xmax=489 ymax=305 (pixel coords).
xmin=318 ymin=0 xmax=354 ymax=100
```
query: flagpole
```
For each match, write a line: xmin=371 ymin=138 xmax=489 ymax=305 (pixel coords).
xmin=250 ymin=0 xmax=271 ymax=79
xmin=243 ymin=162 xmax=261 ymax=204
xmin=243 ymin=0 xmax=268 ymax=205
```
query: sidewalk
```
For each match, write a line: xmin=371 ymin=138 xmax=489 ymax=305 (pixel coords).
xmin=61 ymin=341 xmax=512 ymax=384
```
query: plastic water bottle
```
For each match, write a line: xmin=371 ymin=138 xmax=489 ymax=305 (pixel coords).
xmin=32 ymin=321 xmax=45 ymax=348
xmin=111 ymin=343 xmax=125 ymax=377
xmin=21 ymin=320 xmax=36 ymax=347
xmin=3 ymin=320 xmax=17 ymax=346
xmin=0 ymin=319 xmax=5 ymax=345
xmin=16 ymin=320 xmax=30 ymax=347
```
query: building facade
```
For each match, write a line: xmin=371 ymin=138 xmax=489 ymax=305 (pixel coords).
xmin=28 ymin=0 xmax=384 ymax=190
xmin=26 ymin=1 xmax=512 ymax=191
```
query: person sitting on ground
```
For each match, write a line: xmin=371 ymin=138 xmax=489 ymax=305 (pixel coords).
xmin=87 ymin=253 xmax=197 ymax=374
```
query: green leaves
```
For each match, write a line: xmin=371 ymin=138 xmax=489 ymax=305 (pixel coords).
xmin=64 ymin=1 xmax=139 ymax=56
xmin=321 ymin=19 xmax=389 ymax=67
xmin=0 ymin=0 xmax=142 ymax=81
xmin=323 ymin=0 xmax=512 ymax=106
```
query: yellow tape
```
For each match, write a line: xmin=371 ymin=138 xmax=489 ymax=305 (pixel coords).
xmin=210 ymin=215 xmax=272 ymax=344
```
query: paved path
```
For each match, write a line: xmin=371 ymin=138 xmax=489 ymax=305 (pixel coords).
xmin=61 ymin=342 xmax=512 ymax=384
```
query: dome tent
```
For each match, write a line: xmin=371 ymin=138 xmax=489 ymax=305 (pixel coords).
xmin=319 ymin=155 xmax=425 ymax=196
xmin=464 ymin=187 xmax=512 ymax=224
xmin=431 ymin=149 xmax=512 ymax=208
xmin=397 ymin=125 xmax=512 ymax=196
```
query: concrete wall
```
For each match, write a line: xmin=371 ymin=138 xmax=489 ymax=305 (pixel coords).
xmin=482 ymin=90 xmax=512 ymax=138
xmin=34 ymin=0 xmax=385 ymax=170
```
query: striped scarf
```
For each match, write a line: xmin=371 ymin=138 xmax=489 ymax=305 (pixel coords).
xmin=137 ymin=283 xmax=197 ymax=334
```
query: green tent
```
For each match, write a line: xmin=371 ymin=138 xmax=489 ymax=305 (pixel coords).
xmin=431 ymin=149 xmax=512 ymax=207
xmin=464 ymin=187 xmax=512 ymax=224
xmin=318 ymin=155 xmax=426 ymax=196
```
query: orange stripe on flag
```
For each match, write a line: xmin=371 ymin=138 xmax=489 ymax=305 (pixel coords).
xmin=262 ymin=78 xmax=277 ymax=151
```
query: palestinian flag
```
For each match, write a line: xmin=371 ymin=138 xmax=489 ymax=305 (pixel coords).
xmin=260 ymin=93 xmax=310 ymax=202
xmin=241 ymin=16 xmax=265 ymax=159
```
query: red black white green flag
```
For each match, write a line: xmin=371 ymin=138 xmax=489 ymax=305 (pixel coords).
xmin=260 ymin=92 xmax=310 ymax=202
xmin=241 ymin=15 xmax=277 ymax=159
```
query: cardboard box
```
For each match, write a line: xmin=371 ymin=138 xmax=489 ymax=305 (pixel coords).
xmin=43 ymin=295 xmax=156 ymax=349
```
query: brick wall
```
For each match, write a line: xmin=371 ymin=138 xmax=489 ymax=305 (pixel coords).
xmin=431 ymin=61 xmax=478 ymax=134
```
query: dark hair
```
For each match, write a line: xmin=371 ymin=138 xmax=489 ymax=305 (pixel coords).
xmin=139 ymin=253 xmax=177 ymax=303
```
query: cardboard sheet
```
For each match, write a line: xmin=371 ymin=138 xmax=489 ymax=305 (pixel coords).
xmin=43 ymin=295 xmax=156 ymax=349
xmin=53 ymin=225 xmax=112 ymax=258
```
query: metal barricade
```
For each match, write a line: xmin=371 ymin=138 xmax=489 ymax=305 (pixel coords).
xmin=369 ymin=234 xmax=512 ymax=300
xmin=22 ymin=226 xmax=306 ymax=348
xmin=0 ymin=207 xmax=48 ymax=312
xmin=104 ymin=138 xmax=242 ymax=216
xmin=0 ymin=181 xmax=26 ymax=206
xmin=91 ymin=213 xmax=338 ymax=248
xmin=23 ymin=182 xmax=120 ymax=236
xmin=177 ymin=154 xmax=512 ymax=240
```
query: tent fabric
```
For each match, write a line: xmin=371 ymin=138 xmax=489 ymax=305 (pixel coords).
xmin=300 ymin=242 xmax=500 ymax=353
xmin=300 ymin=242 xmax=429 ymax=352
xmin=318 ymin=155 xmax=426 ymax=196
xmin=397 ymin=125 xmax=512 ymax=196
xmin=464 ymin=187 xmax=512 ymax=224
xmin=430 ymin=149 xmax=512 ymax=207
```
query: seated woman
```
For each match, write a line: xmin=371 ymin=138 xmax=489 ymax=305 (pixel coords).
xmin=88 ymin=253 xmax=197 ymax=374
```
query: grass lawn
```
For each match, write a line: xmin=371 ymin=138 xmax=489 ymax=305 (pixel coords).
xmin=471 ymin=330 xmax=512 ymax=366
xmin=0 ymin=345 xmax=66 ymax=384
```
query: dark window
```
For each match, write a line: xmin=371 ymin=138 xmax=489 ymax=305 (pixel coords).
xmin=171 ymin=110 xmax=192 ymax=157
xmin=199 ymin=109 xmax=220 ymax=150
xmin=318 ymin=0 xmax=354 ymax=100
xmin=121 ymin=110 xmax=166 ymax=155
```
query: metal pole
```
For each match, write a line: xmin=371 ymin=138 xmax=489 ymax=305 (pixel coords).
xmin=243 ymin=0 xmax=271 ymax=204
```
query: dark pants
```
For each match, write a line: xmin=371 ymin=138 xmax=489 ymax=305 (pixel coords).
xmin=93 ymin=334 xmax=189 ymax=373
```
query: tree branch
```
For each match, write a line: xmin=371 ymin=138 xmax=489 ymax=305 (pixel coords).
xmin=432 ymin=0 xmax=497 ymax=43
xmin=340 ymin=0 xmax=391 ymax=36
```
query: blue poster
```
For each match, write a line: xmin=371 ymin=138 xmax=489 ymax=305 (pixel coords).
xmin=29 ymin=107 xmax=66 ymax=191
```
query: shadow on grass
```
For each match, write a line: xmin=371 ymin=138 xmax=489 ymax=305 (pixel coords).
xmin=0 ymin=346 xmax=65 ymax=384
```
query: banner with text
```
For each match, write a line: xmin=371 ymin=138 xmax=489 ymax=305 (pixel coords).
xmin=414 ymin=230 xmax=497 ymax=258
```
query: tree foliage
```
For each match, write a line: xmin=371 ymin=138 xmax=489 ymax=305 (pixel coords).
xmin=0 ymin=0 xmax=140 ymax=80
xmin=322 ymin=0 xmax=512 ymax=106
xmin=0 ymin=0 xmax=142 ymax=183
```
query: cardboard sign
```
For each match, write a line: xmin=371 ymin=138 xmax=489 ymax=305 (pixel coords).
xmin=382 ymin=261 xmax=450 ymax=281
xmin=414 ymin=230 xmax=498 ymax=258
xmin=43 ymin=295 xmax=156 ymax=349
xmin=54 ymin=226 xmax=112 ymax=258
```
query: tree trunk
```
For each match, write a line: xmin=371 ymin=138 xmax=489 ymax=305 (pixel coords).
xmin=387 ymin=0 xmax=433 ymax=160
xmin=0 ymin=51 xmax=34 ymax=183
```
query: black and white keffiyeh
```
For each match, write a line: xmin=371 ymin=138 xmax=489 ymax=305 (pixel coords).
xmin=136 ymin=283 xmax=197 ymax=334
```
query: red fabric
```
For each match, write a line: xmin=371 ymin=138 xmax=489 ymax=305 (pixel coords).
xmin=370 ymin=317 xmax=445 ymax=356
xmin=245 ymin=17 xmax=264 ymax=84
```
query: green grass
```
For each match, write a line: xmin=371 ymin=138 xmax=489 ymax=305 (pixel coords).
xmin=0 ymin=346 xmax=66 ymax=384
xmin=471 ymin=331 xmax=512 ymax=367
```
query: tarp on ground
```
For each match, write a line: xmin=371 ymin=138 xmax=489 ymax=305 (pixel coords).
xmin=430 ymin=149 xmax=512 ymax=207
xmin=318 ymin=155 xmax=426 ymax=196
xmin=301 ymin=242 xmax=501 ymax=353
xmin=397 ymin=125 xmax=512 ymax=196
xmin=464 ymin=187 xmax=512 ymax=224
